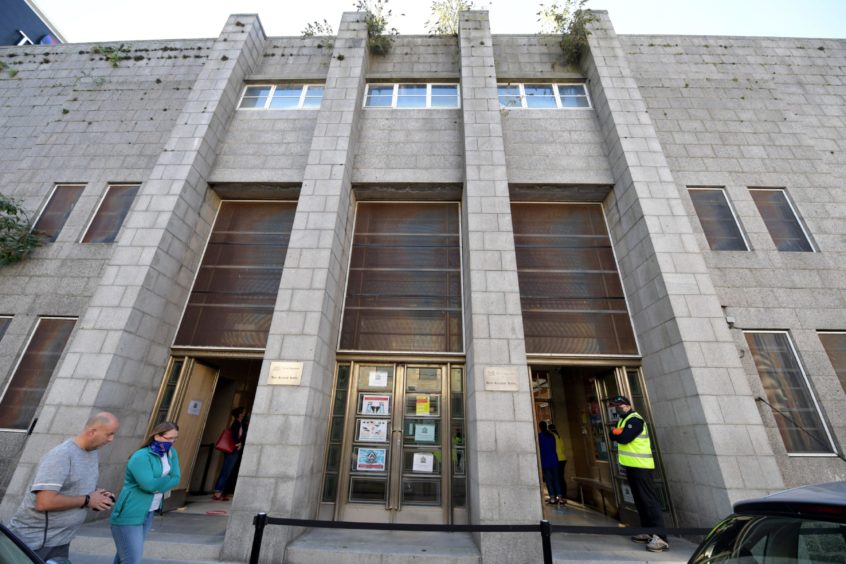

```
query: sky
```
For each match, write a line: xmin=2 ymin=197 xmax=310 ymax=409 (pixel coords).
xmin=36 ymin=0 xmax=846 ymax=43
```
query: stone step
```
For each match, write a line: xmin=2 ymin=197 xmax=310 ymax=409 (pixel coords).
xmin=70 ymin=535 xmax=223 ymax=562
xmin=283 ymin=529 xmax=481 ymax=564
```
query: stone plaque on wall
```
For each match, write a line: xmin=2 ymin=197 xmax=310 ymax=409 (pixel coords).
xmin=268 ymin=361 xmax=303 ymax=386
xmin=484 ymin=366 xmax=520 ymax=391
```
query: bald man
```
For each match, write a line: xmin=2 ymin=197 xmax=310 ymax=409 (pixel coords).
xmin=8 ymin=412 xmax=119 ymax=562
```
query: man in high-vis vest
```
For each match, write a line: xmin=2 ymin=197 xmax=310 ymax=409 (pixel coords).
xmin=608 ymin=395 xmax=669 ymax=553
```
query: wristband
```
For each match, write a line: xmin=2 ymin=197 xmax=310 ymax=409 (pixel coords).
xmin=82 ymin=494 xmax=90 ymax=508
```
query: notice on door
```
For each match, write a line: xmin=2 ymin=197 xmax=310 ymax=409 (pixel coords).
xmin=358 ymin=419 xmax=388 ymax=442
xmin=412 ymin=452 xmax=434 ymax=473
xmin=187 ymin=400 xmax=202 ymax=416
xmin=369 ymin=370 xmax=389 ymax=388
xmin=416 ymin=395 xmax=430 ymax=415
xmin=361 ymin=394 xmax=390 ymax=415
xmin=356 ymin=448 xmax=386 ymax=471
xmin=415 ymin=422 xmax=436 ymax=442
xmin=268 ymin=361 xmax=303 ymax=386
xmin=484 ymin=366 xmax=521 ymax=391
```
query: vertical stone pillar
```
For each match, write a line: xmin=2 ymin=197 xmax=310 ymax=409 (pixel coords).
xmin=221 ymin=12 xmax=367 ymax=562
xmin=0 ymin=14 xmax=267 ymax=521
xmin=584 ymin=11 xmax=784 ymax=526
xmin=458 ymin=11 xmax=543 ymax=564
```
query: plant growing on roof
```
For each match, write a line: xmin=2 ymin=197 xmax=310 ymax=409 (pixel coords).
xmin=0 ymin=194 xmax=40 ymax=266
xmin=302 ymin=19 xmax=335 ymax=50
xmin=426 ymin=0 xmax=475 ymax=36
xmin=91 ymin=44 xmax=132 ymax=67
xmin=356 ymin=0 xmax=399 ymax=55
xmin=537 ymin=0 xmax=596 ymax=66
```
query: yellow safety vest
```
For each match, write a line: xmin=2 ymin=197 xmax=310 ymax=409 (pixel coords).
xmin=616 ymin=412 xmax=654 ymax=469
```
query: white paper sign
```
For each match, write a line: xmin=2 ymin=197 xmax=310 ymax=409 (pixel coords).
xmin=412 ymin=452 xmax=434 ymax=473
xmin=415 ymin=422 xmax=436 ymax=442
xmin=358 ymin=419 xmax=388 ymax=442
xmin=369 ymin=370 xmax=388 ymax=388
xmin=484 ymin=366 xmax=521 ymax=391
xmin=187 ymin=400 xmax=202 ymax=416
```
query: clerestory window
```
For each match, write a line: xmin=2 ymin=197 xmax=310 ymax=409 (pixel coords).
xmin=497 ymin=83 xmax=590 ymax=109
xmin=364 ymin=84 xmax=460 ymax=109
xmin=238 ymin=84 xmax=324 ymax=110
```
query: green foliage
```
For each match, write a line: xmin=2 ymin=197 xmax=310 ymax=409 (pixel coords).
xmin=302 ymin=19 xmax=335 ymax=37
xmin=356 ymin=0 xmax=399 ymax=55
xmin=537 ymin=0 xmax=596 ymax=65
xmin=426 ymin=0 xmax=474 ymax=35
xmin=8 ymin=68 xmax=18 ymax=78
xmin=0 ymin=194 xmax=40 ymax=266
xmin=91 ymin=44 xmax=131 ymax=67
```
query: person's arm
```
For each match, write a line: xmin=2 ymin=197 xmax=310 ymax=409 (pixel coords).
xmin=34 ymin=489 xmax=113 ymax=512
xmin=609 ymin=416 xmax=644 ymax=445
xmin=126 ymin=451 xmax=178 ymax=493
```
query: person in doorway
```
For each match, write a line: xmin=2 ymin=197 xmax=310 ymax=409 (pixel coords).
xmin=538 ymin=421 xmax=564 ymax=504
xmin=8 ymin=412 xmax=119 ymax=562
xmin=607 ymin=396 xmax=669 ymax=553
xmin=110 ymin=422 xmax=181 ymax=564
xmin=211 ymin=407 xmax=246 ymax=501
xmin=548 ymin=423 xmax=567 ymax=505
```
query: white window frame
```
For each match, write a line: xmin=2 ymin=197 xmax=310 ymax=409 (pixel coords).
xmin=744 ymin=330 xmax=838 ymax=456
xmin=363 ymin=83 xmax=461 ymax=109
xmin=688 ymin=187 xmax=751 ymax=251
xmin=237 ymin=84 xmax=324 ymax=110
xmin=748 ymin=188 xmax=816 ymax=252
xmin=497 ymin=82 xmax=592 ymax=109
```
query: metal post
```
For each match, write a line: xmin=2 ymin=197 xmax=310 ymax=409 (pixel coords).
xmin=249 ymin=512 xmax=268 ymax=564
xmin=540 ymin=519 xmax=553 ymax=564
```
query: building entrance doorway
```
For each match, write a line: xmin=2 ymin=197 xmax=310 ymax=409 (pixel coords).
xmin=322 ymin=361 xmax=466 ymax=524
xmin=147 ymin=355 xmax=261 ymax=510
xmin=531 ymin=364 xmax=675 ymax=526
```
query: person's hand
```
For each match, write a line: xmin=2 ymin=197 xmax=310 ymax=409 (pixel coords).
xmin=89 ymin=489 xmax=115 ymax=511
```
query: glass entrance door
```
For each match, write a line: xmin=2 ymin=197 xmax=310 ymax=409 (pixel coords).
xmin=336 ymin=363 xmax=451 ymax=524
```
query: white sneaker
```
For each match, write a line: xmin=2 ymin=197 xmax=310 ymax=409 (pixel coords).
xmin=645 ymin=534 xmax=669 ymax=552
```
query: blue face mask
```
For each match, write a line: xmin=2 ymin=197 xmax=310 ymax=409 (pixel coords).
xmin=149 ymin=440 xmax=173 ymax=456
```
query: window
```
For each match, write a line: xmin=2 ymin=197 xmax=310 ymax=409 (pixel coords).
xmin=81 ymin=184 xmax=139 ymax=243
xmin=0 ymin=317 xmax=76 ymax=430
xmin=238 ymin=84 xmax=324 ymax=110
xmin=818 ymin=332 xmax=846 ymax=395
xmin=512 ymin=203 xmax=637 ymax=355
xmin=340 ymin=203 xmax=462 ymax=353
xmin=0 ymin=316 xmax=10 ymax=341
xmin=749 ymin=188 xmax=814 ymax=252
xmin=174 ymin=201 xmax=296 ymax=349
xmin=364 ymin=84 xmax=460 ymax=109
xmin=688 ymin=188 xmax=749 ymax=251
xmin=32 ymin=184 xmax=85 ymax=242
xmin=745 ymin=331 xmax=835 ymax=454
xmin=497 ymin=83 xmax=591 ymax=109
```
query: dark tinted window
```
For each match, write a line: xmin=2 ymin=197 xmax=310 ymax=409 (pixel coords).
xmin=82 ymin=184 xmax=139 ymax=243
xmin=689 ymin=188 xmax=748 ymax=251
xmin=512 ymin=203 xmax=637 ymax=355
xmin=174 ymin=201 xmax=296 ymax=349
xmin=819 ymin=333 xmax=846 ymax=395
xmin=0 ymin=318 xmax=76 ymax=430
xmin=340 ymin=203 xmax=462 ymax=353
xmin=0 ymin=317 xmax=10 ymax=342
xmin=746 ymin=332 xmax=833 ymax=453
xmin=33 ymin=184 xmax=84 ymax=242
xmin=750 ymin=189 xmax=814 ymax=252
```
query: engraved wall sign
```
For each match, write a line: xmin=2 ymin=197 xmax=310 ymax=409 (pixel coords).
xmin=268 ymin=361 xmax=303 ymax=386
xmin=484 ymin=366 xmax=521 ymax=391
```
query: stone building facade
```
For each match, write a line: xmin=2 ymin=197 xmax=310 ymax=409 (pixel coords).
xmin=0 ymin=9 xmax=844 ymax=563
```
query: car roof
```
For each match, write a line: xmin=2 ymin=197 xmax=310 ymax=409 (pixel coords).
xmin=734 ymin=481 xmax=846 ymax=522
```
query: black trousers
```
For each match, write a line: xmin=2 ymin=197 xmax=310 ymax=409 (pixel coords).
xmin=557 ymin=460 xmax=567 ymax=498
xmin=625 ymin=466 xmax=666 ymax=540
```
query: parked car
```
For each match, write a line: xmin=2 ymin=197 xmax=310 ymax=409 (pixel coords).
xmin=0 ymin=523 xmax=44 ymax=563
xmin=689 ymin=481 xmax=846 ymax=563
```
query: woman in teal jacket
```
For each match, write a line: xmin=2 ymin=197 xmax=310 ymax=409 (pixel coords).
xmin=110 ymin=422 xmax=181 ymax=564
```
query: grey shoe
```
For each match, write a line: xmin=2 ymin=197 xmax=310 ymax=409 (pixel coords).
xmin=646 ymin=535 xmax=669 ymax=552
xmin=631 ymin=533 xmax=651 ymax=543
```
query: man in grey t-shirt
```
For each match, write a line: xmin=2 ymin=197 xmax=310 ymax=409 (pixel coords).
xmin=8 ymin=412 xmax=119 ymax=561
